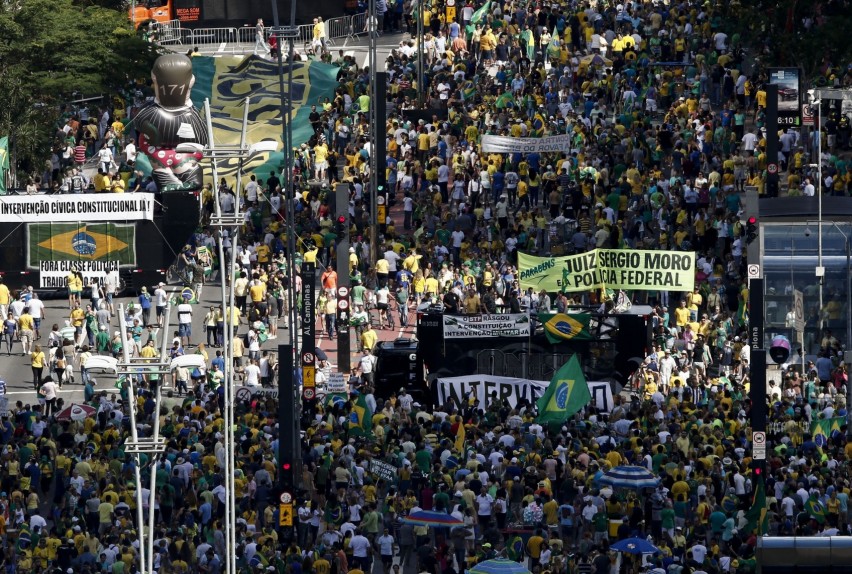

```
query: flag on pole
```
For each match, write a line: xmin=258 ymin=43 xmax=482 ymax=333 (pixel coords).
xmin=348 ymin=394 xmax=373 ymax=437
xmin=470 ymin=1 xmax=491 ymax=24
xmin=743 ymin=476 xmax=768 ymax=535
xmin=0 ymin=136 xmax=9 ymax=195
xmin=465 ymin=1 xmax=491 ymax=40
xmin=454 ymin=417 xmax=466 ymax=453
xmin=536 ymin=355 xmax=591 ymax=424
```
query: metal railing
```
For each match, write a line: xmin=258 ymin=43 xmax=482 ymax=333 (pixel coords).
xmin=191 ymin=27 xmax=238 ymax=45
xmin=350 ymin=12 xmax=368 ymax=37
xmin=152 ymin=19 xmax=185 ymax=44
xmin=156 ymin=13 xmax=367 ymax=52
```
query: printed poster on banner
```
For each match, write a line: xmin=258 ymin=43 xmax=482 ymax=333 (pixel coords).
xmin=369 ymin=459 xmax=398 ymax=481
xmin=443 ymin=313 xmax=531 ymax=338
xmin=434 ymin=374 xmax=612 ymax=410
xmin=235 ymin=386 xmax=279 ymax=402
xmin=326 ymin=372 xmax=347 ymax=393
xmin=28 ymin=222 xmax=137 ymax=288
xmin=480 ymin=134 xmax=574 ymax=154
xmin=0 ymin=193 xmax=154 ymax=223
xmin=519 ymin=249 xmax=695 ymax=293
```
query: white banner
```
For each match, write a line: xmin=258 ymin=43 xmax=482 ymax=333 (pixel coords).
xmin=235 ymin=386 xmax=279 ymax=402
xmin=435 ymin=375 xmax=548 ymax=409
xmin=435 ymin=375 xmax=613 ymax=411
xmin=326 ymin=372 xmax=347 ymax=393
xmin=39 ymin=261 xmax=120 ymax=289
xmin=587 ymin=381 xmax=614 ymax=413
xmin=0 ymin=194 xmax=154 ymax=222
xmin=443 ymin=314 xmax=531 ymax=338
xmin=480 ymin=134 xmax=573 ymax=154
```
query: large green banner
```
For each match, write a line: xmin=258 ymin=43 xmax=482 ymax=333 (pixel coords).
xmin=519 ymin=249 xmax=696 ymax=293
xmin=187 ymin=56 xmax=340 ymax=186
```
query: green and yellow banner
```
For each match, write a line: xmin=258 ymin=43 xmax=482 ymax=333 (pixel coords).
xmin=539 ymin=313 xmax=592 ymax=343
xmin=28 ymin=222 xmax=136 ymax=268
xmin=519 ymin=249 xmax=696 ymax=293
xmin=186 ymin=56 xmax=340 ymax=186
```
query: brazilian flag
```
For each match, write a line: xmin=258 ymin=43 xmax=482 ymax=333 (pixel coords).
xmin=348 ymin=394 xmax=373 ymax=437
xmin=805 ymin=493 xmax=826 ymax=524
xmin=540 ymin=313 xmax=592 ymax=343
xmin=743 ymin=476 xmax=768 ymax=535
xmin=536 ymin=355 xmax=591 ymax=424
xmin=495 ymin=90 xmax=515 ymax=109
xmin=810 ymin=416 xmax=844 ymax=447
xmin=507 ymin=535 xmax=525 ymax=561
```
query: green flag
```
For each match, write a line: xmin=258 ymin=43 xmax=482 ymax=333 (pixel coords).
xmin=0 ymin=136 xmax=8 ymax=195
xmin=536 ymin=355 xmax=591 ymax=424
xmin=470 ymin=1 xmax=491 ymax=24
xmin=465 ymin=1 xmax=491 ymax=39
xmin=743 ymin=476 xmax=768 ymax=535
xmin=348 ymin=393 xmax=373 ymax=437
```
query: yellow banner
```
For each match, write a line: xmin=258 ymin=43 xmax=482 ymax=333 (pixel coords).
xmin=518 ymin=249 xmax=695 ymax=293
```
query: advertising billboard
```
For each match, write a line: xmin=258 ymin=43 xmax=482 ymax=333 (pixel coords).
xmin=768 ymin=67 xmax=802 ymax=126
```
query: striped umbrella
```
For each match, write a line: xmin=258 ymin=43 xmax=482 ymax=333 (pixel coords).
xmin=598 ymin=465 xmax=660 ymax=490
xmin=401 ymin=510 xmax=463 ymax=527
xmin=470 ymin=559 xmax=531 ymax=574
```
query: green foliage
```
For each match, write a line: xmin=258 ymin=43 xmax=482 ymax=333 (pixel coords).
xmin=0 ymin=0 xmax=161 ymax=174
xmin=733 ymin=0 xmax=852 ymax=79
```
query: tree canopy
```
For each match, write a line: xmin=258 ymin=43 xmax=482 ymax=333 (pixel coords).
xmin=0 ymin=0 xmax=161 ymax=174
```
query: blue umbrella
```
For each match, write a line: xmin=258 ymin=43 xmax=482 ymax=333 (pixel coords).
xmin=469 ymin=559 xmax=532 ymax=574
xmin=611 ymin=537 xmax=661 ymax=555
xmin=598 ymin=465 xmax=660 ymax=490
xmin=401 ymin=510 xmax=463 ymax=527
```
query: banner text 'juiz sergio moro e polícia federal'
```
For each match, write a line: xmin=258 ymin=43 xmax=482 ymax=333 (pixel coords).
xmin=519 ymin=249 xmax=695 ymax=293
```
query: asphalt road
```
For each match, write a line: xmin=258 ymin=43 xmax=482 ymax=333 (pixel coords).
xmin=0 ymin=274 xmax=415 ymax=413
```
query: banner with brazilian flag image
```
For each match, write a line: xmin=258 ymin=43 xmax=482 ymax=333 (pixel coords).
xmin=28 ymin=222 xmax=135 ymax=288
xmin=539 ymin=313 xmax=592 ymax=343
xmin=348 ymin=393 xmax=373 ymax=437
xmin=536 ymin=355 xmax=591 ymax=424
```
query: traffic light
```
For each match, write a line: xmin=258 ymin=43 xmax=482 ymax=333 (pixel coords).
xmin=746 ymin=216 xmax=758 ymax=244
xmin=280 ymin=459 xmax=294 ymax=490
xmin=335 ymin=214 xmax=348 ymax=237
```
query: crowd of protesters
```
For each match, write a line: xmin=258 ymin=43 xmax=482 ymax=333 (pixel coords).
xmin=4 ymin=0 xmax=852 ymax=572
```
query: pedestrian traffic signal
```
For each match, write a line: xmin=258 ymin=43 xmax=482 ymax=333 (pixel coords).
xmin=746 ymin=216 xmax=758 ymax=244
xmin=335 ymin=215 xmax=348 ymax=236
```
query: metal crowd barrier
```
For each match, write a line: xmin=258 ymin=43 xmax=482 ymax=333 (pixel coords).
xmin=191 ymin=27 xmax=238 ymax=45
xmin=156 ymin=13 xmax=367 ymax=51
xmin=152 ymin=19 xmax=185 ymax=45
xmin=349 ymin=12 xmax=367 ymax=37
